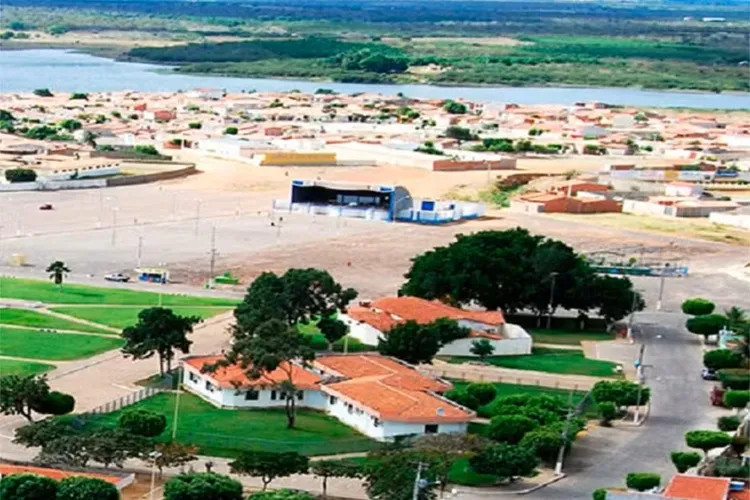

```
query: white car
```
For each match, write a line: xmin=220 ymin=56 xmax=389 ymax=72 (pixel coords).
xmin=104 ymin=273 xmax=130 ymax=283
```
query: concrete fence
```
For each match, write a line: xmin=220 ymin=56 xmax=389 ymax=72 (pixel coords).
xmin=82 ymin=387 xmax=166 ymax=416
xmin=420 ymin=364 xmax=598 ymax=391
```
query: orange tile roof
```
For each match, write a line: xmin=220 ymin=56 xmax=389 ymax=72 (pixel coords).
xmin=0 ymin=464 xmax=122 ymax=485
xmin=184 ymin=355 xmax=321 ymax=390
xmin=664 ymin=475 xmax=730 ymax=500
xmin=729 ymin=490 xmax=750 ymax=500
xmin=315 ymin=354 xmax=450 ymax=392
xmin=369 ymin=297 xmax=505 ymax=326
xmin=346 ymin=306 xmax=400 ymax=332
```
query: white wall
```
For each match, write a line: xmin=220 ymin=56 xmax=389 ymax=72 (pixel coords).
xmin=325 ymin=392 xmax=386 ymax=440
xmin=623 ymin=199 xmax=671 ymax=217
xmin=183 ymin=366 xmax=223 ymax=406
xmin=709 ymin=212 xmax=750 ymax=230
xmin=438 ymin=324 xmax=532 ymax=357
xmin=340 ymin=313 xmax=383 ymax=346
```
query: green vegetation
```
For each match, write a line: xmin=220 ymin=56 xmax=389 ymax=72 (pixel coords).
xmin=0 ymin=326 xmax=123 ymax=361
xmin=0 ymin=308 xmax=113 ymax=334
xmin=0 ymin=277 xmax=238 ymax=306
xmin=451 ymin=381 xmax=588 ymax=405
xmin=529 ymin=328 xmax=614 ymax=346
xmin=83 ymin=392 xmax=378 ymax=457
xmin=50 ymin=306 xmax=230 ymax=330
xmin=0 ymin=359 xmax=55 ymax=376
xmin=448 ymin=347 xmax=622 ymax=378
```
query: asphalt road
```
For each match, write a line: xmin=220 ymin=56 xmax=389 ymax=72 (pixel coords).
xmin=520 ymin=312 xmax=722 ymax=499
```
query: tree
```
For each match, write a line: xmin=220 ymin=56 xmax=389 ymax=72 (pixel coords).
xmin=46 ymin=261 xmax=70 ymax=288
xmin=593 ymin=489 xmax=607 ymax=500
xmin=592 ymin=275 xmax=645 ymax=324
xmin=718 ymin=416 xmax=741 ymax=432
xmin=469 ymin=443 xmax=538 ymax=482
xmin=723 ymin=390 xmax=750 ymax=412
xmin=686 ymin=314 xmax=727 ymax=339
xmin=465 ymin=383 xmax=497 ymax=406
xmin=470 ymin=339 xmax=495 ymax=362
xmin=249 ymin=491 xmax=315 ymax=500
xmin=59 ymin=119 xmax=82 ymax=132
xmin=82 ymin=130 xmax=97 ymax=148
xmin=378 ymin=320 xmax=442 ymax=365
xmin=188 ymin=122 xmax=202 ymax=129
xmin=444 ymin=389 xmax=480 ymax=410
xmin=225 ymin=127 xmax=238 ymax=135
xmin=36 ymin=433 xmax=93 ymax=467
xmin=364 ymin=450 xmax=439 ymax=500
xmin=0 ymin=473 xmax=58 ymax=500
xmin=317 ymin=316 xmax=349 ymax=350
xmin=488 ymin=415 xmax=537 ymax=444
xmin=685 ymin=430 xmax=732 ymax=456
xmin=704 ymin=349 xmax=745 ymax=370
xmin=148 ymin=441 xmax=199 ymax=478
xmin=163 ymin=473 xmax=243 ymax=500
xmin=4 ymin=167 xmax=37 ymax=183
xmin=121 ymin=307 xmax=200 ymax=376
xmin=87 ymin=429 xmax=151 ymax=468
xmin=670 ymin=451 xmax=701 ymax=473
xmin=0 ymin=374 xmax=49 ymax=421
xmin=625 ymin=472 xmax=660 ymax=492
xmin=682 ymin=298 xmax=715 ymax=316
xmin=724 ymin=306 xmax=747 ymax=328
xmin=413 ymin=433 xmax=489 ymax=497
xmin=118 ymin=408 xmax=167 ymax=437
xmin=443 ymin=100 xmax=467 ymax=114
xmin=14 ymin=418 xmax=75 ymax=448
xmin=29 ymin=390 xmax=75 ymax=416
xmin=592 ymin=380 xmax=650 ymax=407
xmin=597 ymin=402 xmax=617 ymax=426
xmin=426 ymin=317 xmax=470 ymax=345
xmin=519 ymin=427 xmax=564 ymax=463
xmin=57 ymin=477 xmax=119 ymax=500
xmin=33 ymin=88 xmax=54 ymax=97
xmin=310 ymin=460 xmax=362 ymax=497
xmin=445 ymin=126 xmax=477 ymax=142
xmin=230 ymin=451 xmax=309 ymax=490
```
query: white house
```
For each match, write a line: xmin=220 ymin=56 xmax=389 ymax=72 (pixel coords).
xmin=664 ymin=181 xmax=704 ymax=198
xmin=182 ymin=353 xmax=474 ymax=441
xmin=340 ymin=296 xmax=532 ymax=357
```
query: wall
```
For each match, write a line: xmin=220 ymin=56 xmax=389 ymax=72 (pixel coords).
xmin=106 ymin=165 xmax=197 ymax=187
xmin=340 ymin=314 xmax=383 ymax=346
xmin=261 ymin=152 xmax=337 ymax=166
xmin=325 ymin=391 xmax=385 ymax=440
xmin=183 ymin=366 xmax=223 ymax=406
xmin=623 ymin=199 xmax=671 ymax=217
xmin=709 ymin=212 xmax=750 ymax=229
xmin=0 ymin=182 xmax=38 ymax=192
xmin=509 ymin=200 xmax=545 ymax=213
xmin=438 ymin=324 xmax=533 ymax=357
xmin=432 ymin=158 xmax=516 ymax=171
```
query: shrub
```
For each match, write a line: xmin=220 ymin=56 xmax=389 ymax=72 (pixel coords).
xmin=593 ymin=488 xmax=607 ymax=500
xmin=133 ymin=145 xmax=159 ymax=156
xmin=57 ymin=476 xmax=118 ymax=500
xmin=466 ymin=383 xmax=497 ymax=406
xmin=0 ymin=473 xmax=59 ymax=500
xmin=593 ymin=380 xmax=650 ymax=407
xmin=685 ymin=430 xmax=732 ymax=455
xmin=519 ymin=426 xmax=563 ymax=463
xmin=686 ymin=314 xmax=727 ymax=338
xmin=682 ymin=298 xmax=716 ymax=316
xmin=670 ymin=451 xmax=701 ymax=473
xmin=704 ymin=350 xmax=745 ymax=371
xmin=488 ymin=415 xmax=538 ymax=444
xmin=33 ymin=88 xmax=54 ymax=97
xmin=625 ymin=472 xmax=660 ymax=491
xmin=717 ymin=416 xmax=740 ymax=432
xmin=723 ymin=390 xmax=750 ymax=411
xmin=188 ymin=122 xmax=202 ymax=129
xmin=30 ymin=391 xmax=75 ymax=415
xmin=118 ymin=409 xmax=167 ymax=437
xmin=69 ymin=93 xmax=88 ymax=100
xmin=598 ymin=402 xmax=617 ymax=426
xmin=444 ymin=389 xmax=480 ymax=411
xmin=163 ymin=473 xmax=243 ymax=500
xmin=713 ymin=457 xmax=750 ymax=479
xmin=718 ymin=369 xmax=750 ymax=390
xmin=225 ymin=126 xmax=238 ymax=135
xmin=5 ymin=168 xmax=37 ymax=183
xmin=730 ymin=435 xmax=748 ymax=456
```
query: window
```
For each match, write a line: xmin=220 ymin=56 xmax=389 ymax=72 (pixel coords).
xmin=204 ymin=381 xmax=214 ymax=392
xmin=347 ymin=403 xmax=354 ymax=414
xmin=270 ymin=390 xmax=277 ymax=401
xmin=279 ymin=392 xmax=287 ymax=400
xmin=329 ymin=396 xmax=338 ymax=405
xmin=188 ymin=371 xmax=199 ymax=383
xmin=424 ymin=424 xmax=438 ymax=434
xmin=297 ymin=391 xmax=304 ymax=401
xmin=245 ymin=390 xmax=259 ymax=401
xmin=373 ymin=418 xmax=381 ymax=428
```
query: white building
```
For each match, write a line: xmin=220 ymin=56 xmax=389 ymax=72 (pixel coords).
xmin=182 ymin=353 xmax=474 ymax=441
xmin=664 ymin=181 xmax=704 ymax=198
xmin=340 ymin=296 xmax=532 ymax=357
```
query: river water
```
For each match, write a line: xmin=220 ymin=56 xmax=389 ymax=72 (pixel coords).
xmin=1 ymin=49 xmax=749 ymax=109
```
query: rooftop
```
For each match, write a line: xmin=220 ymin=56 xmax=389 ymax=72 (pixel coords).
xmin=183 ymin=355 xmax=322 ymax=390
xmin=663 ymin=475 xmax=731 ymax=500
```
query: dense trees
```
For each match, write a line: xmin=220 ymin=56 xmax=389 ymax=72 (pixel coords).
xmin=0 ymin=374 xmax=51 ymax=421
xmin=401 ymin=229 xmax=642 ymax=323
xmin=685 ymin=430 xmax=732 ymax=456
xmin=4 ymin=167 xmax=37 ymax=183
xmin=230 ymin=451 xmax=309 ymax=491
xmin=0 ymin=473 xmax=58 ymax=500
xmin=377 ymin=318 xmax=469 ymax=365
xmin=121 ymin=307 xmax=201 ymax=376
xmin=163 ymin=473 xmax=244 ymax=500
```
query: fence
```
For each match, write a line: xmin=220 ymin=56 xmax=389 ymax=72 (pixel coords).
xmin=422 ymin=365 xmax=598 ymax=391
xmin=83 ymin=387 xmax=166 ymax=417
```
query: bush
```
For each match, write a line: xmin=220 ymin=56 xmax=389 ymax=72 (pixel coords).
xmin=593 ymin=488 xmax=607 ymax=500
xmin=4 ymin=168 xmax=37 ymax=183
xmin=33 ymin=88 xmax=54 ymax=97
xmin=718 ymin=369 xmax=750 ymax=390
xmin=225 ymin=127 xmax=238 ymax=135
xmin=118 ymin=409 xmax=167 ymax=437
xmin=730 ymin=435 xmax=748 ymax=456
xmin=670 ymin=451 xmax=701 ymax=473
xmin=0 ymin=473 xmax=58 ymax=499
xmin=704 ymin=350 xmax=745 ymax=371
xmin=133 ymin=145 xmax=159 ymax=156
xmin=685 ymin=430 xmax=732 ymax=455
xmin=598 ymin=402 xmax=617 ymax=426
xmin=444 ymin=389 xmax=480 ymax=411
xmin=466 ymin=383 xmax=497 ymax=406
xmin=717 ymin=416 xmax=740 ymax=432
xmin=30 ymin=391 xmax=75 ymax=415
xmin=249 ymin=490 xmax=316 ymax=500
xmin=164 ymin=473 xmax=244 ymax=500
xmin=519 ymin=426 xmax=563 ymax=463
xmin=188 ymin=122 xmax=202 ymax=129
xmin=686 ymin=314 xmax=727 ymax=338
xmin=57 ymin=477 xmax=118 ymax=500
xmin=70 ymin=93 xmax=88 ymax=100
xmin=713 ymin=457 xmax=750 ymax=479
xmin=593 ymin=380 xmax=650 ymax=407
xmin=625 ymin=472 xmax=660 ymax=491
xmin=682 ymin=298 xmax=716 ymax=316
xmin=723 ymin=390 xmax=750 ymax=410
xmin=488 ymin=415 xmax=538 ymax=444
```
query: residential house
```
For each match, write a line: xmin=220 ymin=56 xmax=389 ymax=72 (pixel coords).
xmin=181 ymin=353 xmax=475 ymax=441
xmin=605 ymin=474 xmax=749 ymax=500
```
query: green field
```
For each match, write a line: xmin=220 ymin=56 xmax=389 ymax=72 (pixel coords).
xmin=529 ymin=328 xmax=614 ymax=346
xmin=0 ymin=358 xmax=56 ymax=376
xmin=448 ymin=347 xmax=622 ymax=378
xmin=51 ymin=306 xmax=231 ymax=330
xmin=0 ymin=278 xmax=239 ymax=306
xmin=83 ymin=392 xmax=378 ymax=457
xmin=0 ymin=326 xmax=123 ymax=361
xmin=451 ymin=381 xmax=587 ymax=404
xmin=0 ymin=308 xmax=113 ymax=334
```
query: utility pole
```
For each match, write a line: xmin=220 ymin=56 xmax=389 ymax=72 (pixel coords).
xmin=97 ymin=189 xmax=104 ymax=228
xmin=137 ymin=236 xmax=143 ymax=268
xmin=627 ymin=289 xmax=638 ymax=342
xmin=546 ymin=272 xmax=558 ymax=330
xmin=634 ymin=343 xmax=647 ymax=424
xmin=412 ymin=461 xmax=424 ymax=500
xmin=172 ymin=361 xmax=183 ymax=440
xmin=208 ymin=225 xmax=217 ymax=287
xmin=656 ymin=263 xmax=670 ymax=311
xmin=554 ymin=389 xmax=576 ymax=475
xmin=111 ymin=207 xmax=119 ymax=246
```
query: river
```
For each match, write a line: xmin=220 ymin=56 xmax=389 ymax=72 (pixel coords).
xmin=1 ymin=49 xmax=749 ymax=109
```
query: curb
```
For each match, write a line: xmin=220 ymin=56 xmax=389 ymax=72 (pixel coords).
xmin=453 ymin=473 xmax=566 ymax=497
xmin=517 ymin=473 xmax=566 ymax=495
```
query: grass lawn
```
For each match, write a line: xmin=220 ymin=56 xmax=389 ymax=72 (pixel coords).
xmin=0 ymin=308 xmax=113 ymax=334
xmin=0 ymin=277 xmax=239 ymax=306
xmin=448 ymin=347 xmax=622 ymax=378
xmin=0 ymin=358 xmax=56 ymax=376
xmin=530 ymin=328 xmax=614 ymax=346
xmin=0 ymin=327 xmax=123 ymax=361
xmin=51 ymin=306 xmax=232 ymax=330
xmin=452 ymin=381 xmax=588 ymax=405
xmin=84 ymin=392 xmax=379 ymax=457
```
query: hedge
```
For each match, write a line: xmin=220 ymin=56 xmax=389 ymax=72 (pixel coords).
xmin=625 ymin=472 xmax=660 ymax=492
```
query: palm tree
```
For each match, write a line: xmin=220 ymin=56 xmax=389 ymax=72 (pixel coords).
xmin=46 ymin=261 xmax=70 ymax=289
xmin=725 ymin=307 xmax=747 ymax=329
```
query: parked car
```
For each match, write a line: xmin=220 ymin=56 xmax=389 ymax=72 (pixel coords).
xmin=39 ymin=203 xmax=54 ymax=211
xmin=104 ymin=273 xmax=130 ymax=282
xmin=701 ymin=367 xmax=718 ymax=381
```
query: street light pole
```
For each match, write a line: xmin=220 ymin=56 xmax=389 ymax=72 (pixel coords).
xmin=554 ymin=389 xmax=576 ymax=475
xmin=634 ymin=343 xmax=647 ymax=424
xmin=172 ymin=361 xmax=183 ymax=440
xmin=137 ymin=236 xmax=143 ymax=268
xmin=208 ymin=225 xmax=217 ymax=287
xmin=627 ymin=289 xmax=638 ymax=342
xmin=656 ymin=263 xmax=670 ymax=312
xmin=546 ymin=272 xmax=558 ymax=330
xmin=412 ymin=461 xmax=424 ymax=500
xmin=111 ymin=207 xmax=119 ymax=246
